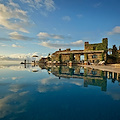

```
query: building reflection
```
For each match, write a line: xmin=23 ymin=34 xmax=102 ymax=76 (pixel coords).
xmin=39 ymin=65 xmax=120 ymax=91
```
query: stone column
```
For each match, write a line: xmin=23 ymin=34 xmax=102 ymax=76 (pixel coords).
xmin=117 ymin=73 xmax=119 ymax=80
xmin=112 ymin=72 xmax=115 ymax=79
xmin=107 ymin=72 xmax=110 ymax=79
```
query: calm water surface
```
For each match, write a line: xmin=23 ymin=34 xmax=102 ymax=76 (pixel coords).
xmin=0 ymin=64 xmax=120 ymax=120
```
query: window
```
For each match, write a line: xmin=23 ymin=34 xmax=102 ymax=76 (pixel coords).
xmin=93 ymin=46 xmax=96 ymax=50
xmin=92 ymin=55 xmax=97 ymax=58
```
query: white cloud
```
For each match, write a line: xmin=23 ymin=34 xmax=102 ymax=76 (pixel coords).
xmin=0 ymin=38 xmax=11 ymax=41
xmin=62 ymin=16 xmax=71 ymax=21
xmin=8 ymin=0 xmax=20 ymax=8
xmin=94 ymin=2 xmax=101 ymax=8
xmin=1 ymin=44 xmax=7 ymax=47
xmin=39 ymin=40 xmax=83 ymax=49
xmin=77 ymin=14 xmax=83 ymax=18
xmin=9 ymin=32 xmax=33 ymax=40
xmin=44 ymin=0 xmax=55 ymax=11
xmin=12 ymin=44 xmax=23 ymax=48
xmin=0 ymin=52 xmax=42 ymax=62
xmin=108 ymin=26 xmax=120 ymax=35
xmin=37 ymin=32 xmax=64 ymax=40
xmin=20 ymin=0 xmax=55 ymax=11
xmin=0 ymin=43 xmax=8 ymax=47
xmin=72 ymin=40 xmax=84 ymax=45
xmin=0 ymin=2 xmax=30 ymax=33
xmin=20 ymin=0 xmax=43 ymax=9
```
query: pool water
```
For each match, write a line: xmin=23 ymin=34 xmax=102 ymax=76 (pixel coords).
xmin=0 ymin=64 xmax=120 ymax=120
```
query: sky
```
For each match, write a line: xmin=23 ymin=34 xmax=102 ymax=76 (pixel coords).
xmin=0 ymin=0 xmax=120 ymax=62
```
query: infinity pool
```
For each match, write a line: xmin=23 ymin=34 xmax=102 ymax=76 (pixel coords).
xmin=0 ymin=64 xmax=120 ymax=120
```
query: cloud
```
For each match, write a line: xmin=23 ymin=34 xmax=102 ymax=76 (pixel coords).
xmin=44 ymin=0 xmax=55 ymax=11
xmin=0 ymin=31 xmax=35 ymax=41
xmin=9 ymin=32 xmax=34 ymax=40
xmin=12 ymin=44 xmax=23 ymax=48
xmin=1 ymin=44 xmax=8 ymax=47
xmin=39 ymin=40 xmax=83 ymax=49
xmin=62 ymin=16 xmax=71 ymax=21
xmin=0 ymin=43 xmax=8 ymax=47
xmin=0 ymin=38 xmax=11 ymax=41
xmin=77 ymin=14 xmax=83 ymax=18
xmin=108 ymin=26 xmax=120 ymax=35
xmin=0 ymin=56 xmax=23 ymax=61
xmin=94 ymin=2 xmax=101 ymax=8
xmin=0 ymin=2 xmax=31 ymax=33
xmin=8 ymin=0 xmax=20 ymax=8
xmin=37 ymin=32 xmax=64 ymax=40
xmin=0 ymin=52 xmax=42 ymax=62
xmin=20 ymin=0 xmax=55 ymax=11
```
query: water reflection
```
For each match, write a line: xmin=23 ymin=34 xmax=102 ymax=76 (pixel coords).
xmin=0 ymin=91 xmax=29 ymax=119
xmin=39 ymin=65 xmax=120 ymax=92
xmin=0 ymin=64 xmax=120 ymax=120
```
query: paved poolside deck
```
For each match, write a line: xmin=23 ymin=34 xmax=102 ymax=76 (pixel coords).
xmin=81 ymin=64 xmax=120 ymax=73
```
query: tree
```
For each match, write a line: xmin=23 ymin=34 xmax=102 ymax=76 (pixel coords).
xmin=59 ymin=54 xmax=62 ymax=62
xmin=101 ymin=53 xmax=104 ymax=61
xmin=84 ymin=53 xmax=88 ymax=61
xmin=107 ymin=45 xmax=119 ymax=63
xmin=112 ymin=45 xmax=118 ymax=58
xmin=69 ymin=53 xmax=74 ymax=61
xmin=47 ymin=53 xmax=51 ymax=61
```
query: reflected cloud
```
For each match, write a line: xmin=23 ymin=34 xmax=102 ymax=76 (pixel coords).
xmin=38 ymin=85 xmax=61 ymax=93
xmin=38 ymin=66 xmax=108 ymax=92
xmin=11 ymin=76 xmax=23 ymax=80
xmin=107 ymin=86 xmax=120 ymax=100
xmin=19 ymin=91 xmax=29 ymax=96
xmin=0 ymin=76 xmax=23 ymax=82
xmin=0 ymin=91 xmax=29 ymax=119
xmin=0 ymin=64 xmax=42 ymax=72
xmin=38 ymin=77 xmax=84 ymax=93
xmin=9 ymin=84 xmax=31 ymax=92
xmin=70 ymin=81 xmax=83 ymax=86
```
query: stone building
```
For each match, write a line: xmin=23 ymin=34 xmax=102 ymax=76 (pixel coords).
xmin=51 ymin=38 xmax=108 ymax=64
xmin=118 ymin=50 xmax=120 ymax=58
xmin=39 ymin=57 xmax=47 ymax=63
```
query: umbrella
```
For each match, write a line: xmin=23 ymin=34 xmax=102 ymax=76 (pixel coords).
xmin=32 ymin=55 xmax=38 ymax=57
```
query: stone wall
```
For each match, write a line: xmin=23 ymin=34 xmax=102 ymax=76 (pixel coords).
xmin=74 ymin=54 xmax=80 ymax=62
xmin=118 ymin=50 xmax=120 ymax=58
xmin=87 ymin=52 xmax=107 ymax=63
xmin=87 ymin=53 xmax=102 ymax=63
xmin=85 ymin=38 xmax=108 ymax=51
xmin=51 ymin=38 xmax=108 ymax=63
xmin=61 ymin=54 xmax=70 ymax=62
xmin=51 ymin=54 xmax=59 ymax=61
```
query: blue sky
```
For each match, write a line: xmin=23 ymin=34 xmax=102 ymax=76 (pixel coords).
xmin=0 ymin=0 xmax=120 ymax=61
